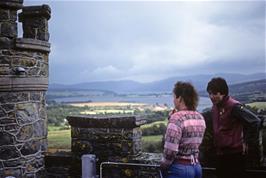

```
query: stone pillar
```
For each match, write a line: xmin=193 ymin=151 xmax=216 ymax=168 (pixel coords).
xmin=19 ymin=5 xmax=51 ymax=41
xmin=0 ymin=1 xmax=51 ymax=177
xmin=0 ymin=0 xmax=23 ymax=49
xmin=67 ymin=115 xmax=145 ymax=177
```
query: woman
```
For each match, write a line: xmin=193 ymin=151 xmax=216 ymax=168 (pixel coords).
xmin=160 ymin=81 xmax=206 ymax=178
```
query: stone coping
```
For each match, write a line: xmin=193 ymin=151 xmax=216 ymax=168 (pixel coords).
xmin=0 ymin=0 xmax=23 ymax=10
xmin=19 ymin=4 xmax=51 ymax=20
xmin=15 ymin=38 xmax=50 ymax=52
xmin=0 ymin=77 xmax=48 ymax=91
xmin=67 ymin=115 xmax=146 ymax=129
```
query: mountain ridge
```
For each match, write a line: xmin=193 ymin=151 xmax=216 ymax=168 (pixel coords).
xmin=49 ymin=72 xmax=266 ymax=93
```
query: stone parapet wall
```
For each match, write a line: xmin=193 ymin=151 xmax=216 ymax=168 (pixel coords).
xmin=45 ymin=152 xmax=72 ymax=178
xmin=67 ymin=115 xmax=144 ymax=159
xmin=65 ymin=115 xmax=169 ymax=178
xmin=71 ymin=127 xmax=142 ymax=158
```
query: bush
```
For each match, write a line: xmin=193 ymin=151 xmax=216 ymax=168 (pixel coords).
xmin=142 ymin=123 xmax=166 ymax=136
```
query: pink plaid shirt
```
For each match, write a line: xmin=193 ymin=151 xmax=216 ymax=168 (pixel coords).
xmin=162 ymin=111 xmax=206 ymax=165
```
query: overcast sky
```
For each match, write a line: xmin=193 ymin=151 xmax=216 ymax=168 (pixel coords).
xmin=24 ymin=0 xmax=265 ymax=84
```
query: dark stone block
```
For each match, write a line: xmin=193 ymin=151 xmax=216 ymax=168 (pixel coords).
xmin=0 ymin=22 xmax=17 ymax=38
xmin=67 ymin=115 xmax=146 ymax=129
xmin=0 ymin=37 xmax=14 ymax=49
xmin=71 ymin=127 xmax=141 ymax=141
xmin=3 ymin=158 xmax=23 ymax=167
xmin=0 ymin=92 xmax=29 ymax=103
xmin=33 ymin=120 xmax=46 ymax=137
xmin=16 ymin=124 xmax=33 ymax=140
xmin=30 ymin=92 xmax=41 ymax=101
xmin=40 ymin=138 xmax=47 ymax=151
xmin=0 ymin=9 xmax=10 ymax=20
xmin=38 ymin=32 xmax=50 ymax=41
xmin=45 ymin=152 xmax=72 ymax=168
xmin=34 ymin=168 xmax=47 ymax=178
xmin=0 ymin=9 xmax=17 ymax=21
xmin=0 ymin=0 xmax=23 ymax=10
xmin=0 ymin=55 xmax=11 ymax=64
xmin=0 ymin=117 xmax=17 ymax=125
xmin=19 ymin=4 xmax=51 ymax=20
xmin=0 ymin=132 xmax=15 ymax=145
xmin=0 ymin=107 xmax=6 ymax=118
xmin=0 ymin=145 xmax=20 ymax=160
xmin=16 ymin=103 xmax=39 ymax=125
xmin=11 ymin=56 xmax=36 ymax=66
xmin=71 ymin=139 xmax=93 ymax=156
xmin=4 ymin=124 xmax=19 ymax=132
xmin=25 ymin=156 xmax=44 ymax=171
xmin=1 ymin=104 xmax=14 ymax=113
xmin=21 ymin=140 xmax=41 ymax=156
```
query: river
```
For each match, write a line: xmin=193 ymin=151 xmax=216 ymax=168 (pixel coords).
xmin=52 ymin=95 xmax=212 ymax=112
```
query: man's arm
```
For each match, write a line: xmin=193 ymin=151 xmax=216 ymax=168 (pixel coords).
xmin=232 ymin=104 xmax=261 ymax=166
xmin=232 ymin=104 xmax=261 ymax=144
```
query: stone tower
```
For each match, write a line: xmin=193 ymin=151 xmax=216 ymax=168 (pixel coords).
xmin=0 ymin=0 xmax=51 ymax=177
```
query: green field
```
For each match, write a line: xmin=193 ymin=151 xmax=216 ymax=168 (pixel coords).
xmin=48 ymin=129 xmax=71 ymax=149
xmin=141 ymin=120 xmax=167 ymax=129
xmin=247 ymin=102 xmax=266 ymax=110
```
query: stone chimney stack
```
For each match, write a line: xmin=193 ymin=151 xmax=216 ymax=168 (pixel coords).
xmin=0 ymin=0 xmax=51 ymax=177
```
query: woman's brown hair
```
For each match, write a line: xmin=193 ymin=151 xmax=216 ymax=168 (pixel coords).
xmin=173 ymin=81 xmax=199 ymax=111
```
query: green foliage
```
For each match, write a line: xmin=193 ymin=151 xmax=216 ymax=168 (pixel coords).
xmin=142 ymin=135 xmax=163 ymax=153
xmin=143 ymin=110 xmax=169 ymax=124
xmin=141 ymin=123 xmax=166 ymax=136
xmin=47 ymin=104 xmax=88 ymax=126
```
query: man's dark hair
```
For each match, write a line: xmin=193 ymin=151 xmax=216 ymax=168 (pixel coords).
xmin=173 ymin=81 xmax=198 ymax=111
xmin=206 ymin=77 xmax=229 ymax=96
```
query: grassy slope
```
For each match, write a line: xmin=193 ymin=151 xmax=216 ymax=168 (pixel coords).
xmin=48 ymin=129 xmax=71 ymax=149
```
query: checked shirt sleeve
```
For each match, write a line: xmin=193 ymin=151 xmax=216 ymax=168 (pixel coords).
xmin=162 ymin=117 xmax=182 ymax=166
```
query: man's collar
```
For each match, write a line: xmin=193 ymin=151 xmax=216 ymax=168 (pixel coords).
xmin=217 ymin=95 xmax=229 ymax=108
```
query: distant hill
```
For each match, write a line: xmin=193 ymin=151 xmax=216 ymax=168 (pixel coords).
xmin=229 ymin=79 xmax=266 ymax=103
xmin=49 ymin=72 xmax=265 ymax=93
xmin=230 ymin=79 xmax=266 ymax=94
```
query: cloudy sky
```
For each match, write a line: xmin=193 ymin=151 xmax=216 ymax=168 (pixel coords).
xmin=23 ymin=0 xmax=265 ymax=84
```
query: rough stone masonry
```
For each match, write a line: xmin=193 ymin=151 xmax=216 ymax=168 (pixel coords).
xmin=0 ymin=0 xmax=51 ymax=177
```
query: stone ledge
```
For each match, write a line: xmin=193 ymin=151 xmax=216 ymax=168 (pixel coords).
xmin=19 ymin=4 xmax=51 ymax=20
xmin=0 ymin=0 xmax=23 ymax=10
xmin=15 ymin=38 xmax=50 ymax=52
xmin=0 ymin=77 xmax=48 ymax=91
xmin=67 ymin=115 xmax=146 ymax=129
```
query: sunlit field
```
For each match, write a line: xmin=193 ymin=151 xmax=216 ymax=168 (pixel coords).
xmin=247 ymin=102 xmax=266 ymax=110
xmin=69 ymin=102 xmax=147 ymax=107
xmin=48 ymin=129 xmax=71 ymax=150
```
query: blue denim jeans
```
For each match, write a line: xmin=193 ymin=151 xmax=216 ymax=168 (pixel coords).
xmin=165 ymin=163 xmax=202 ymax=178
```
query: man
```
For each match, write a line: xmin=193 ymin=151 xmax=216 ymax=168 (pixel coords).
xmin=206 ymin=77 xmax=261 ymax=178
